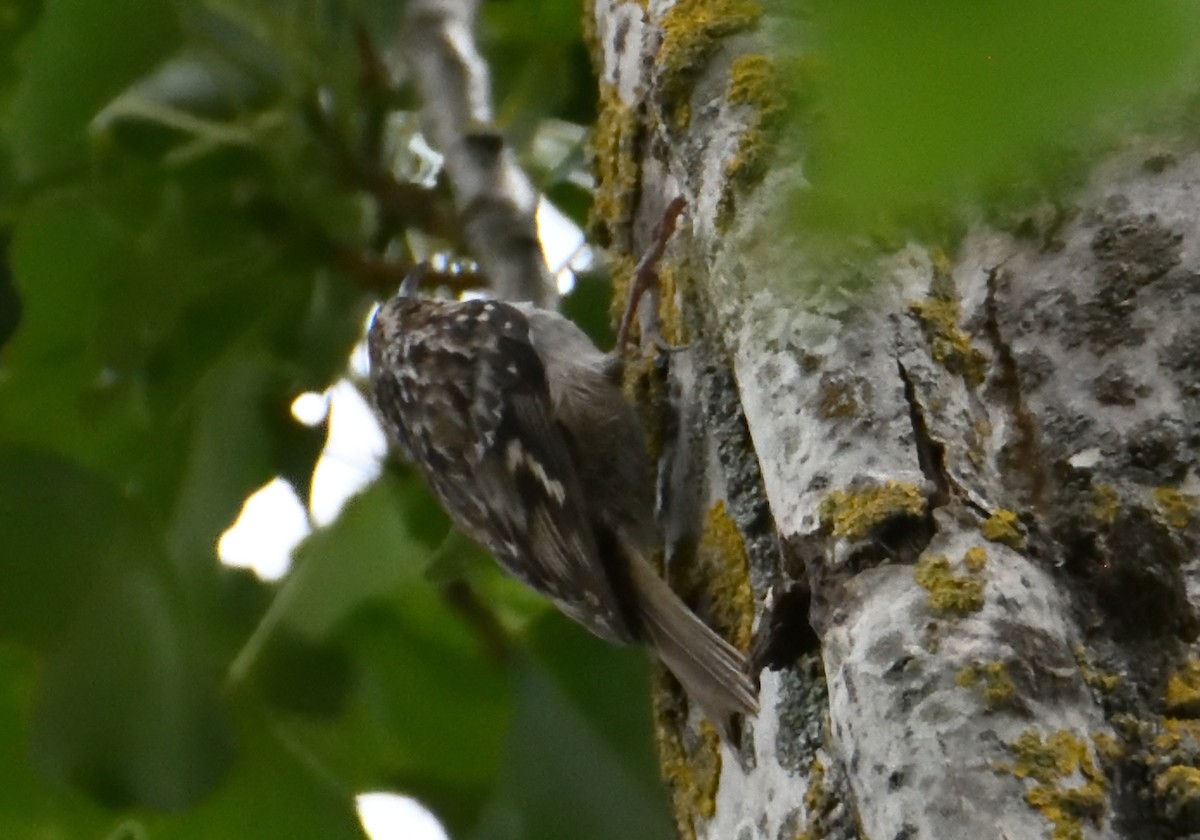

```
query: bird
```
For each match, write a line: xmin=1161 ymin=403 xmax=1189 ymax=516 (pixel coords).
xmin=367 ymin=273 xmax=758 ymax=737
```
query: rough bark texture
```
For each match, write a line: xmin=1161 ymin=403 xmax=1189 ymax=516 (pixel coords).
xmin=591 ymin=2 xmax=1200 ymax=839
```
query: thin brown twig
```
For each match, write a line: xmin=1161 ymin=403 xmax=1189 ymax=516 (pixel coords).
xmin=440 ymin=579 xmax=512 ymax=664
xmin=616 ymin=197 xmax=688 ymax=352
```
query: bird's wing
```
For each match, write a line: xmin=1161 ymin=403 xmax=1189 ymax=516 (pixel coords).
xmin=467 ymin=303 xmax=635 ymax=643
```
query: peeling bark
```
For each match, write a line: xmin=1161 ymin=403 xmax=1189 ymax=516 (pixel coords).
xmin=593 ymin=1 xmax=1200 ymax=838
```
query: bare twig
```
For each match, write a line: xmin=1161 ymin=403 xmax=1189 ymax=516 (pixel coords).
xmin=616 ymin=197 xmax=687 ymax=352
xmin=331 ymin=247 xmax=487 ymax=295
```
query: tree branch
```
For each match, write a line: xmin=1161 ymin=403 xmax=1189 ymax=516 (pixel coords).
xmin=399 ymin=0 xmax=553 ymax=305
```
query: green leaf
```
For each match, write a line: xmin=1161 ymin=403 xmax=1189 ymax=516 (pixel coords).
xmin=30 ymin=566 xmax=235 ymax=809
xmin=291 ymin=600 xmax=510 ymax=832
xmin=166 ymin=355 xmax=311 ymax=573
xmin=0 ymin=446 xmax=127 ymax=647
xmin=561 ymin=275 xmax=617 ymax=349
xmin=0 ymin=644 xmax=116 ymax=837
xmin=800 ymin=0 xmax=1200 ymax=228
xmin=0 ymin=233 xmax=19 ymax=352
xmin=480 ymin=0 xmax=595 ymax=142
xmin=524 ymin=614 xmax=665 ymax=792
xmin=93 ymin=2 xmax=289 ymax=133
xmin=235 ymin=474 xmax=517 ymax=831
xmin=4 ymin=166 xmax=362 ymax=525
xmin=0 ymin=0 xmax=40 ymax=102
xmin=7 ymin=0 xmax=178 ymax=180
xmin=279 ymin=472 xmax=448 ymax=641
xmin=472 ymin=618 xmax=672 ymax=840
xmin=143 ymin=703 xmax=368 ymax=840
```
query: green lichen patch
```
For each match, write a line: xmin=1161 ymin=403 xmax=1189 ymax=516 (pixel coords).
xmin=915 ymin=553 xmax=985 ymax=615
xmin=1153 ymin=487 xmax=1195 ymax=530
xmin=658 ymin=0 xmax=764 ymax=128
xmin=981 ymin=509 xmax=1025 ymax=549
xmin=1008 ymin=729 xmax=1106 ymax=840
xmin=908 ymin=297 xmax=989 ymax=387
xmin=819 ymin=481 xmax=926 ymax=540
xmin=956 ymin=660 xmax=1016 ymax=707
xmin=1165 ymin=660 xmax=1200 ymax=716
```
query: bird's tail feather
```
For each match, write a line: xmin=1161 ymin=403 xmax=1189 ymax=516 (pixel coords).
xmin=628 ymin=555 xmax=758 ymax=739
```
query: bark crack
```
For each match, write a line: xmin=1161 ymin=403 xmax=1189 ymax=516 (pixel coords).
xmin=897 ymin=359 xmax=951 ymax=508
xmin=982 ymin=264 xmax=1048 ymax=510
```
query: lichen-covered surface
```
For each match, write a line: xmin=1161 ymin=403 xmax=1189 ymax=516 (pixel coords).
xmin=593 ymin=0 xmax=1200 ymax=838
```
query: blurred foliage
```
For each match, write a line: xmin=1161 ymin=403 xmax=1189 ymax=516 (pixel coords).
xmin=0 ymin=0 xmax=665 ymax=837
xmin=784 ymin=0 xmax=1200 ymax=234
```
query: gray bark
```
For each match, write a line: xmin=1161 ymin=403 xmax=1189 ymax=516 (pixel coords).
xmin=594 ymin=2 xmax=1200 ymax=839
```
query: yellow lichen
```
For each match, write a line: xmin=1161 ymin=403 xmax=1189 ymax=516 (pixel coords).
xmin=803 ymin=757 xmax=826 ymax=813
xmin=914 ymin=554 xmax=985 ymax=615
xmin=1154 ymin=765 xmax=1200 ymax=811
xmin=658 ymin=0 xmax=764 ymax=129
xmin=1154 ymin=718 xmax=1200 ymax=753
xmin=908 ymin=297 xmax=989 ymax=386
xmin=722 ymin=53 xmax=787 ymax=190
xmin=725 ymin=123 xmax=772 ymax=188
xmin=727 ymin=54 xmax=783 ymax=110
xmin=654 ymin=703 xmax=722 ymax=840
xmin=966 ymin=419 xmax=992 ymax=467
xmin=652 ymin=260 xmax=689 ymax=347
xmin=1091 ymin=732 xmax=1124 ymax=763
xmin=1153 ymin=487 xmax=1195 ymax=530
xmin=956 ymin=660 xmax=1016 ymax=706
xmin=1165 ymin=660 xmax=1200 ymax=716
xmin=795 ymin=756 xmax=829 ymax=838
xmin=981 ymin=509 xmax=1024 ymax=549
xmin=963 ymin=545 xmax=988 ymax=573
xmin=1090 ymin=484 xmax=1119 ymax=524
xmin=691 ymin=501 xmax=755 ymax=650
xmin=580 ymin=0 xmax=600 ymax=71
xmin=819 ymin=481 xmax=926 ymax=540
xmin=589 ymin=83 xmax=642 ymax=249
xmin=929 ymin=246 xmax=955 ymax=286
xmin=1072 ymin=645 xmax=1121 ymax=695
xmin=816 ymin=377 xmax=859 ymax=420
xmin=1009 ymin=729 xmax=1106 ymax=840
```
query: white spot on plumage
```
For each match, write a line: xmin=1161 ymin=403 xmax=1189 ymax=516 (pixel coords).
xmin=505 ymin=438 xmax=524 ymax=472
xmin=504 ymin=438 xmax=566 ymax=504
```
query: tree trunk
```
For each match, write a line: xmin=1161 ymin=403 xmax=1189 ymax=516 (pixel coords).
xmin=589 ymin=2 xmax=1200 ymax=839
